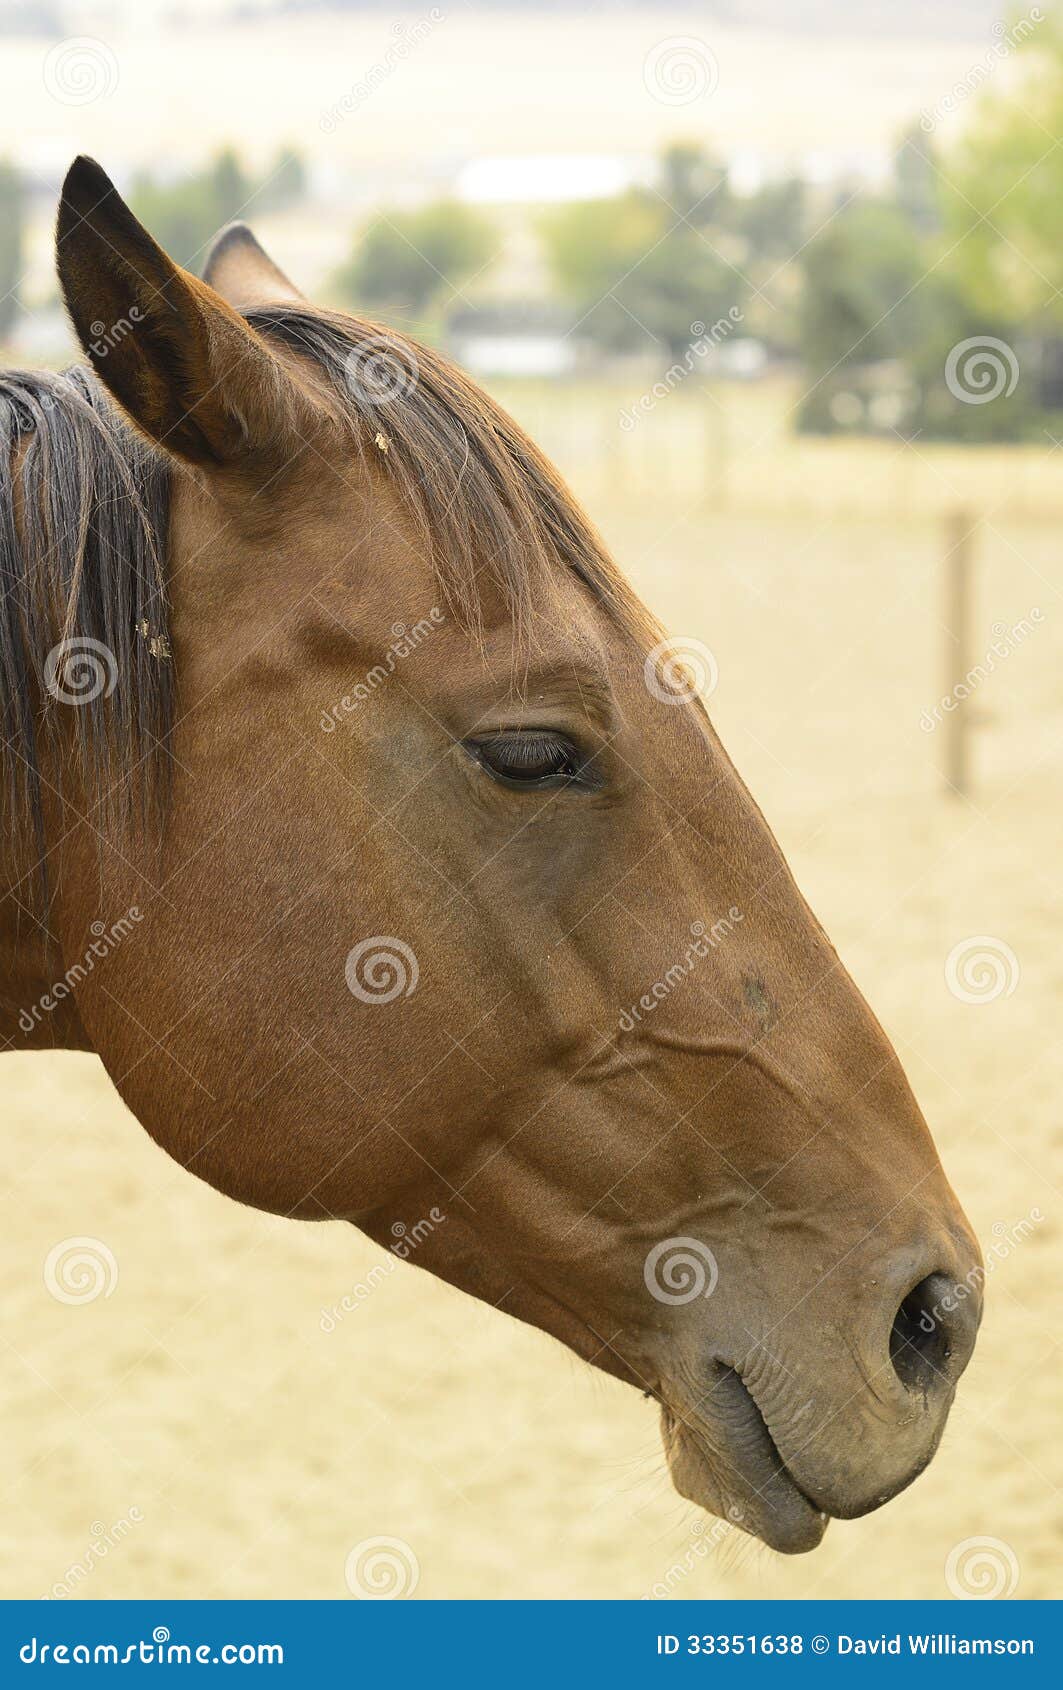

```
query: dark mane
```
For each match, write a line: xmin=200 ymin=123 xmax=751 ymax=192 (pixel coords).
xmin=1 ymin=306 xmax=650 ymax=901
xmin=0 ymin=364 xmax=171 ymax=897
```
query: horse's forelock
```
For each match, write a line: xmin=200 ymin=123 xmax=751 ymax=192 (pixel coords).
xmin=244 ymin=303 xmax=654 ymax=647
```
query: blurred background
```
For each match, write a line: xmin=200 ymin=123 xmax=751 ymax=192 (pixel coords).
xmin=2 ymin=0 xmax=1061 ymax=1601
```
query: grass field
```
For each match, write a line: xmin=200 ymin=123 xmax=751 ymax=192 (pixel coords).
xmin=3 ymin=389 xmax=1061 ymax=1599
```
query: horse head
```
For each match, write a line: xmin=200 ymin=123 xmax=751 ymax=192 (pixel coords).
xmin=1 ymin=157 xmax=981 ymax=1553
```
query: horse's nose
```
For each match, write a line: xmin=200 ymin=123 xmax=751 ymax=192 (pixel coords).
xmin=887 ymin=1268 xmax=981 ymax=1395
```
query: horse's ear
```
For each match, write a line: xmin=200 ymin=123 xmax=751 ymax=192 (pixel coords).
xmin=202 ymin=223 xmax=305 ymax=310
xmin=56 ymin=156 xmax=313 ymax=471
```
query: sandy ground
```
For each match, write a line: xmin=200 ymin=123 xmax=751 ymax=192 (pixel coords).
xmin=2 ymin=419 xmax=1060 ymax=1601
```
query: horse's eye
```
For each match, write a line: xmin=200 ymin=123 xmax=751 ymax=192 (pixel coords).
xmin=469 ymin=730 xmax=584 ymax=790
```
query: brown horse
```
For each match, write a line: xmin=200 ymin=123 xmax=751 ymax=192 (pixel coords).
xmin=0 ymin=157 xmax=981 ymax=1556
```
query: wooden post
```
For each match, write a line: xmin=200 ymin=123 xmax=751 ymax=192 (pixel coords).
xmin=942 ymin=509 xmax=975 ymax=798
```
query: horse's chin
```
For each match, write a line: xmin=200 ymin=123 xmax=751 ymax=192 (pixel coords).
xmin=660 ymin=1393 xmax=830 ymax=1556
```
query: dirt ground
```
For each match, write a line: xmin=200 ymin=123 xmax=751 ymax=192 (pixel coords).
xmin=2 ymin=464 xmax=1061 ymax=1599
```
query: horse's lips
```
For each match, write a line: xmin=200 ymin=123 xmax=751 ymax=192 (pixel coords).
xmin=660 ymin=1373 xmax=830 ymax=1555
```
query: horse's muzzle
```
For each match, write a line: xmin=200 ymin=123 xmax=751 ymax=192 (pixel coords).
xmin=656 ymin=1244 xmax=983 ymax=1554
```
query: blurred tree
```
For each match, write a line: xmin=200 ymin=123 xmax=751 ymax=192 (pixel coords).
xmin=208 ymin=147 xmax=250 ymax=226
xmin=796 ymin=197 xmax=932 ymax=433
xmin=898 ymin=17 xmax=1062 ymax=439
xmin=543 ymin=164 xmax=742 ymax=360
xmin=257 ymin=146 xmax=307 ymax=214
xmin=800 ymin=199 xmax=927 ymax=373
xmin=613 ymin=229 xmax=739 ymax=358
xmin=333 ymin=203 xmax=496 ymax=319
xmin=130 ymin=148 xmax=305 ymax=274
xmin=796 ymin=188 xmax=1031 ymax=441
xmin=894 ymin=125 xmax=942 ymax=236
xmin=129 ymin=172 xmax=216 ymax=271
xmin=730 ymin=177 xmax=807 ymax=259
xmin=905 ymin=287 xmax=1025 ymax=442
xmin=659 ymin=141 xmax=729 ymax=226
xmin=542 ymin=190 xmax=658 ymax=315
xmin=942 ymin=16 xmax=1063 ymax=322
xmin=0 ymin=160 xmax=25 ymax=340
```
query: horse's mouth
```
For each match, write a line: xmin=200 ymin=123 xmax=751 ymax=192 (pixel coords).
xmin=660 ymin=1366 xmax=829 ymax=1555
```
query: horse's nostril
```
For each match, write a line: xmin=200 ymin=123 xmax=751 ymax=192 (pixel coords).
xmin=889 ymin=1273 xmax=958 ymax=1392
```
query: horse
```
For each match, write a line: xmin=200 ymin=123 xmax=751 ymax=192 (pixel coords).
xmin=0 ymin=156 xmax=981 ymax=1557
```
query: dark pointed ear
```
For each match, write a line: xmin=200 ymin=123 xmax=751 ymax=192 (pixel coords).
xmin=56 ymin=156 xmax=317 ymax=471
xmin=203 ymin=223 xmax=305 ymax=310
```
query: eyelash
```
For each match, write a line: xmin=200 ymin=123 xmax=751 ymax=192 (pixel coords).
xmin=467 ymin=730 xmax=590 ymax=790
